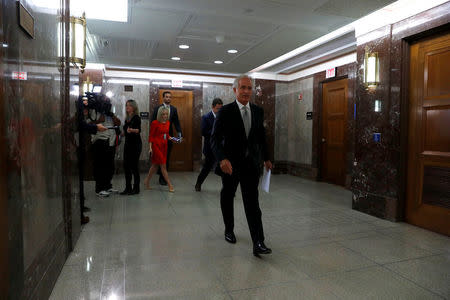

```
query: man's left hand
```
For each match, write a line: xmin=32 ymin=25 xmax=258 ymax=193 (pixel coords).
xmin=264 ymin=161 xmax=273 ymax=171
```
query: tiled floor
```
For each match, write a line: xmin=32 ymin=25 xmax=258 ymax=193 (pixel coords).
xmin=50 ymin=173 xmax=450 ymax=300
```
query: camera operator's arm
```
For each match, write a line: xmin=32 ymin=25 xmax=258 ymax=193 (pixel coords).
xmin=112 ymin=114 xmax=121 ymax=127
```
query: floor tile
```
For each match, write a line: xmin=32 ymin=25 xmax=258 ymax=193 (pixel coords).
xmin=385 ymin=254 xmax=450 ymax=298
xmin=280 ymin=242 xmax=376 ymax=277
xmin=317 ymin=266 xmax=443 ymax=299
xmin=338 ymin=233 xmax=433 ymax=264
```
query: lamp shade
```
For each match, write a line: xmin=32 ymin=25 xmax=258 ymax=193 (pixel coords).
xmin=364 ymin=52 xmax=379 ymax=87
xmin=70 ymin=14 xmax=86 ymax=70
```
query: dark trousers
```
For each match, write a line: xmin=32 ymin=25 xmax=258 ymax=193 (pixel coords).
xmin=157 ymin=141 xmax=173 ymax=180
xmin=196 ymin=154 xmax=216 ymax=186
xmin=124 ymin=141 xmax=142 ymax=189
xmin=220 ymin=159 xmax=264 ymax=244
xmin=93 ymin=139 xmax=110 ymax=193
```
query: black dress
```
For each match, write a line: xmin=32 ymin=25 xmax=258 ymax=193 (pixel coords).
xmin=123 ymin=114 xmax=142 ymax=190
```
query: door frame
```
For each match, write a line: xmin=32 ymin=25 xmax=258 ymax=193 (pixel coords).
xmin=317 ymin=75 xmax=349 ymax=185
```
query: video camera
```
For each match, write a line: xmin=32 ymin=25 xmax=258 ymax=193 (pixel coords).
xmin=77 ymin=92 xmax=113 ymax=118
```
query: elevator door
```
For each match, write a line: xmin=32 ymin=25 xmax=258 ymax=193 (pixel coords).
xmin=158 ymin=90 xmax=193 ymax=171
xmin=407 ymin=32 xmax=450 ymax=236
xmin=321 ymin=78 xmax=348 ymax=186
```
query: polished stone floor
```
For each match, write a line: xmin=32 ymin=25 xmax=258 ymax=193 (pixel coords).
xmin=50 ymin=173 xmax=450 ymax=299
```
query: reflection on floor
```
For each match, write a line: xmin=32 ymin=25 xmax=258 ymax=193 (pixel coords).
xmin=50 ymin=173 xmax=450 ymax=299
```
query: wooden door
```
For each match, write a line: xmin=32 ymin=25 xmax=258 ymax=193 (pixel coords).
xmin=159 ymin=90 xmax=193 ymax=171
xmin=407 ymin=33 xmax=450 ymax=236
xmin=321 ymin=78 xmax=348 ymax=186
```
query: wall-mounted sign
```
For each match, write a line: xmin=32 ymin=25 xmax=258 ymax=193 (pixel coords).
xmin=373 ymin=133 xmax=381 ymax=142
xmin=18 ymin=2 xmax=35 ymax=38
xmin=326 ymin=67 xmax=336 ymax=78
xmin=298 ymin=93 xmax=303 ymax=101
xmin=124 ymin=85 xmax=133 ymax=92
xmin=306 ymin=112 xmax=313 ymax=120
xmin=12 ymin=71 xmax=27 ymax=80
xmin=171 ymin=79 xmax=183 ymax=88
xmin=140 ymin=112 xmax=149 ymax=119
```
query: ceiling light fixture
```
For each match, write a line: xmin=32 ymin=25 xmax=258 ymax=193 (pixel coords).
xmin=214 ymin=60 xmax=223 ymax=64
xmin=227 ymin=49 xmax=238 ymax=54
xmin=179 ymin=45 xmax=190 ymax=49
xmin=171 ymin=57 xmax=181 ymax=61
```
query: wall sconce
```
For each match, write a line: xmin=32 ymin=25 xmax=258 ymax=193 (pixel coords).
xmin=364 ymin=51 xmax=379 ymax=88
xmin=70 ymin=13 xmax=87 ymax=72
xmin=59 ymin=13 xmax=87 ymax=72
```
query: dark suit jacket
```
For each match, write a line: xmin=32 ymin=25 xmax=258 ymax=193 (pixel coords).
xmin=211 ymin=101 xmax=269 ymax=177
xmin=201 ymin=111 xmax=215 ymax=156
xmin=151 ymin=104 xmax=182 ymax=137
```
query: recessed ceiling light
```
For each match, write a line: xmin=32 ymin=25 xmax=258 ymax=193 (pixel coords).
xmin=171 ymin=57 xmax=181 ymax=61
xmin=227 ymin=49 xmax=238 ymax=54
xmin=214 ymin=60 xmax=223 ymax=64
xmin=179 ymin=44 xmax=190 ymax=49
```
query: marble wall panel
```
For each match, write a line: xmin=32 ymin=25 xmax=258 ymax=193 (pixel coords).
xmin=1 ymin=0 xmax=68 ymax=298
xmin=202 ymin=83 xmax=234 ymax=113
xmin=275 ymin=77 xmax=314 ymax=166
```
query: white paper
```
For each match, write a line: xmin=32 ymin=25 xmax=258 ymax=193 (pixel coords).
xmin=261 ymin=168 xmax=271 ymax=193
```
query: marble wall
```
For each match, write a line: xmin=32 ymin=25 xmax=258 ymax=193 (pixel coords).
xmin=202 ymin=83 xmax=235 ymax=113
xmin=1 ymin=0 xmax=69 ymax=298
xmin=351 ymin=2 xmax=450 ymax=220
xmin=275 ymin=77 xmax=314 ymax=166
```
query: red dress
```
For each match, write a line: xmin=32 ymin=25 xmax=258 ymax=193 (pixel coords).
xmin=149 ymin=120 xmax=170 ymax=164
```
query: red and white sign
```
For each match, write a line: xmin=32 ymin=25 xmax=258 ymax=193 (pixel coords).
xmin=171 ymin=79 xmax=183 ymax=88
xmin=326 ymin=68 xmax=336 ymax=78
xmin=12 ymin=71 xmax=28 ymax=80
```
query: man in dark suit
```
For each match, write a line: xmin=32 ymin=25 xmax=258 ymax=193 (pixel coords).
xmin=211 ymin=75 xmax=273 ymax=257
xmin=195 ymin=98 xmax=223 ymax=191
xmin=151 ymin=91 xmax=182 ymax=185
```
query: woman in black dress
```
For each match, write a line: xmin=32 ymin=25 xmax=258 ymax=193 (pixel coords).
xmin=121 ymin=100 xmax=142 ymax=195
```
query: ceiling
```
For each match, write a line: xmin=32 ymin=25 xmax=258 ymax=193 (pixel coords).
xmin=86 ymin=0 xmax=396 ymax=74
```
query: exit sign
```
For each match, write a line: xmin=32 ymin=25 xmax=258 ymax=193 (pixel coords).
xmin=12 ymin=71 xmax=27 ymax=80
xmin=326 ymin=68 xmax=336 ymax=78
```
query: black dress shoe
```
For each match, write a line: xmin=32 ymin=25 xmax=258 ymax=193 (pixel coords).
xmin=131 ymin=184 xmax=140 ymax=195
xmin=224 ymin=231 xmax=236 ymax=244
xmin=253 ymin=241 xmax=272 ymax=256
xmin=195 ymin=183 xmax=201 ymax=192
xmin=159 ymin=177 xmax=167 ymax=186
xmin=81 ymin=215 xmax=90 ymax=225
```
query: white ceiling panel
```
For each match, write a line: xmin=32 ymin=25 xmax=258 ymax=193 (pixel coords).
xmin=86 ymin=0 xmax=398 ymax=73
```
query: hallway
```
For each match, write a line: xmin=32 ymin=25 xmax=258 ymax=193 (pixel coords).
xmin=50 ymin=173 xmax=450 ymax=299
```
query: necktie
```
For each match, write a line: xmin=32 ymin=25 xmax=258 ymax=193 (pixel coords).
xmin=243 ymin=106 xmax=250 ymax=137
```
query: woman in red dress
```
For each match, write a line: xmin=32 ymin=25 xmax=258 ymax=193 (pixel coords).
xmin=144 ymin=107 xmax=175 ymax=192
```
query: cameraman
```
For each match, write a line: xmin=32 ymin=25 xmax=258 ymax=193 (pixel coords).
xmin=77 ymin=95 xmax=108 ymax=224
xmin=89 ymin=95 xmax=121 ymax=197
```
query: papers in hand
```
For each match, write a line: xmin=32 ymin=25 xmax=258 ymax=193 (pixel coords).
xmin=170 ymin=137 xmax=181 ymax=143
xmin=261 ymin=168 xmax=271 ymax=193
